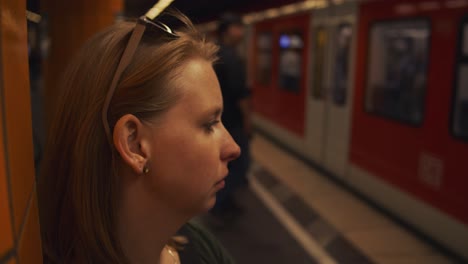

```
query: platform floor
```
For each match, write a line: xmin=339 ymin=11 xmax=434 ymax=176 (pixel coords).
xmin=198 ymin=135 xmax=457 ymax=264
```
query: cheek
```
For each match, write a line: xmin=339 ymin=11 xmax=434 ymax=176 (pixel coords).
xmin=148 ymin=147 xmax=219 ymax=214
xmin=176 ymin=142 xmax=220 ymax=185
xmin=149 ymin=138 xmax=220 ymax=196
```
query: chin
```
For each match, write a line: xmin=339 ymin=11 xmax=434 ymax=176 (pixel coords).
xmin=201 ymin=197 xmax=217 ymax=212
xmin=188 ymin=195 xmax=217 ymax=216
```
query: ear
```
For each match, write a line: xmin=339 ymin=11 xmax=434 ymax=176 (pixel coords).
xmin=113 ymin=114 xmax=152 ymax=175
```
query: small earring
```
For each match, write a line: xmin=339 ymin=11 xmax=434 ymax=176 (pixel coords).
xmin=143 ymin=166 xmax=149 ymax=174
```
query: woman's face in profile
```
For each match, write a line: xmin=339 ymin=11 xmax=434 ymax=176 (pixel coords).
xmin=143 ymin=58 xmax=240 ymax=215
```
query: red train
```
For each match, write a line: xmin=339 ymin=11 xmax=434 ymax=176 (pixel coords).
xmin=243 ymin=0 xmax=468 ymax=259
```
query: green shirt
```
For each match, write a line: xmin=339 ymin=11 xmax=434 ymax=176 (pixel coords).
xmin=176 ymin=221 xmax=236 ymax=264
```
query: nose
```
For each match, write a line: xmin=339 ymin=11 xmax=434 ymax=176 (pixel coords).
xmin=221 ymin=130 xmax=241 ymax=163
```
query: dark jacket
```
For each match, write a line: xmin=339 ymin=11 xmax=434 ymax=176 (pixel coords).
xmin=214 ymin=44 xmax=250 ymax=130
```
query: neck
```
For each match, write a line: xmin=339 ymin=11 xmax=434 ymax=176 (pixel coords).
xmin=117 ymin=174 xmax=186 ymax=264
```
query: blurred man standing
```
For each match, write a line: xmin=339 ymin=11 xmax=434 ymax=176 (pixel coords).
xmin=212 ymin=14 xmax=252 ymax=219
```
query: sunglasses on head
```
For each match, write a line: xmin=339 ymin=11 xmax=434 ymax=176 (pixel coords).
xmin=101 ymin=1 xmax=178 ymax=146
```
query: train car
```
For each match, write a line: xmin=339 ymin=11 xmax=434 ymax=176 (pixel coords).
xmin=248 ymin=0 xmax=468 ymax=259
xmin=349 ymin=0 xmax=468 ymax=259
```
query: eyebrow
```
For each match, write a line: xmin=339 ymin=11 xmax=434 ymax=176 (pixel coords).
xmin=206 ymin=107 xmax=223 ymax=118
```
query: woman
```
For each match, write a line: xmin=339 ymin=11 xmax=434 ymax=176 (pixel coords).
xmin=38 ymin=9 xmax=240 ymax=264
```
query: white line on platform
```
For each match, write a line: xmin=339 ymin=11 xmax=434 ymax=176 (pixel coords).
xmin=250 ymin=176 xmax=337 ymax=264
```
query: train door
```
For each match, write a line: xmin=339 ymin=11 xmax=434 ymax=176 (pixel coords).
xmin=252 ymin=14 xmax=309 ymax=137
xmin=306 ymin=3 xmax=357 ymax=177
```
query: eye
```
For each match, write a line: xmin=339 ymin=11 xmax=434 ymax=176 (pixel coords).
xmin=204 ymin=120 xmax=220 ymax=133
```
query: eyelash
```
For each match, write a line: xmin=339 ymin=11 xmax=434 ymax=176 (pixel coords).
xmin=204 ymin=120 xmax=220 ymax=133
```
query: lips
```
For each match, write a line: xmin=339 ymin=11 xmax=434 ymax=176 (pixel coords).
xmin=215 ymin=175 xmax=226 ymax=185
xmin=214 ymin=179 xmax=225 ymax=189
xmin=214 ymin=175 xmax=227 ymax=189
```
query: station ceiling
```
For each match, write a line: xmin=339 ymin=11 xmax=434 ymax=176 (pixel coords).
xmin=26 ymin=0 xmax=370 ymax=23
xmin=125 ymin=0 xmax=310 ymax=23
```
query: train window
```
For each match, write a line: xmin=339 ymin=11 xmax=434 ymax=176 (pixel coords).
xmin=365 ymin=20 xmax=430 ymax=125
xmin=278 ymin=31 xmax=304 ymax=93
xmin=453 ymin=66 xmax=468 ymax=139
xmin=452 ymin=19 xmax=468 ymax=140
xmin=311 ymin=27 xmax=327 ymax=99
xmin=331 ymin=23 xmax=353 ymax=106
xmin=463 ymin=24 xmax=468 ymax=56
xmin=256 ymin=32 xmax=272 ymax=86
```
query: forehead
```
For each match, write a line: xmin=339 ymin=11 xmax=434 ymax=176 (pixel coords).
xmin=170 ymin=58 xmax=222 ymax=113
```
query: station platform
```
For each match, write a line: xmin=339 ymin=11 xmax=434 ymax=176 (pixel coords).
xmin=197 ymin=135 xmax=456 ymax=264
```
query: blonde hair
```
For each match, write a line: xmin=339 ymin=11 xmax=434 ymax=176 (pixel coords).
xmin=38 ymin=11 xmax=218 ymax=263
